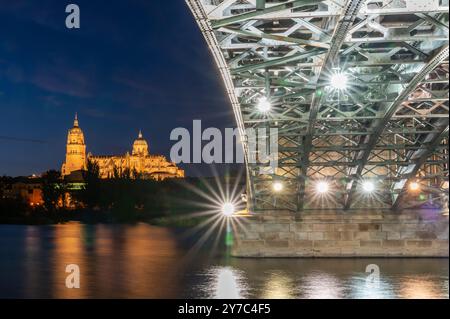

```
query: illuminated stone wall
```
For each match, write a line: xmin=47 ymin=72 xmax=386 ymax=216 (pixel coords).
xmin=89 ymin=153 xmax=184 ymax=180
xmin=232 ymin=210 xmax=449 ymax=257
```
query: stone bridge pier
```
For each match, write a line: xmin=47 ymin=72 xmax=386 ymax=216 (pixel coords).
xmin=232 ymin=210 xmax=449 ymax=257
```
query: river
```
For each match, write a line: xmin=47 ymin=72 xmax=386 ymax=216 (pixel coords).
xmin=0 ymin=223 xmax=448 ymax=298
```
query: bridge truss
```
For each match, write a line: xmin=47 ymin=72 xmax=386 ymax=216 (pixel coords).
xmin=187 ymin=0 xmax=449 ymax=212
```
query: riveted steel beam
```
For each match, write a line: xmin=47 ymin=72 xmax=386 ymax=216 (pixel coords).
xmin=391 ymin=125 xmax=449 ymax=210
xmin=298 ymin=0 xmax=366 ymax=210
xmin=344 ymin=45 xmax=449 ymax=210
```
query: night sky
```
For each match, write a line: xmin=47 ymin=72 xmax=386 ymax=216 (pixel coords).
xmin=0 ymin=0 xmax=240 ymax=177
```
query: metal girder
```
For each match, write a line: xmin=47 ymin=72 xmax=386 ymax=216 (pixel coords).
xmin=211 ymin=0 xmax=323 ymax=28
xmin=256 ymin=0 xmax=265 ymax=11
xmin=230 ymin=48 xmax=326 ymax=74
xmin=344 ymin=45 xmax=449 ymax=210
xmin=391 ymin=125 xmax=449 ymax=210
xmin=298 ymin=0 xmax=368 ymax=211
xmin=187 ymin=0 xmax=449 ymax=212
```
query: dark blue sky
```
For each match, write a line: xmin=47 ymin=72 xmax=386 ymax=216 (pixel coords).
xmin=0 ymin=0 xmax=239 ymax=177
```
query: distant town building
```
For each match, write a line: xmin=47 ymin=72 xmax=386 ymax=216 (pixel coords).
xmin=61 ymin=114 xmax=184 ymax=180
xmin=2 ymin=176 xmax=44 ymax=207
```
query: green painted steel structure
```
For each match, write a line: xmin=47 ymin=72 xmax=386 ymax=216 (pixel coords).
xmin=187 ymin=0 xmax=449 ymax=212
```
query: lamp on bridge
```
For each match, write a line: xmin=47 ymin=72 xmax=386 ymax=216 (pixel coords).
xmin=409 ymin=181 xmax=421 ymax=192
xmin=257 ymin=97 xmax=271 ymax=113
xmin=316 ymin=181 xmax=330 ymax=194
xmin=272 ymin=181 xmax=283 ymax=192
xmin=221 ymin=202 xmax=235 ymax=217
xmin=329 ymin=71 xmax=348 ymax=91
xmin=362 ymin=180 xmax=376 ymax=193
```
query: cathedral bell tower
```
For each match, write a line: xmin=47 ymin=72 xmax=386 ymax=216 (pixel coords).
xmin=61 ymin=113 xmax=87 ymax=176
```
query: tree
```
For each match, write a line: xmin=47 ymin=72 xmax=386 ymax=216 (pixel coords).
xmin=80 ymin=159 xmax=101 ymax=209
xmin=42 ymin=170 xmax=64 ymax=212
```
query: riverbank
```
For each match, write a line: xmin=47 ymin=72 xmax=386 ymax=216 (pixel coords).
xmin=0 ymin=208 xmax=207 ymax=227
xmin=1 ymin=174 xmax=244 ymax=227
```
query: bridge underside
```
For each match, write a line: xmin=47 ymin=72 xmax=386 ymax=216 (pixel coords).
xmin=187 ymin=0 xmax=449 ymax=213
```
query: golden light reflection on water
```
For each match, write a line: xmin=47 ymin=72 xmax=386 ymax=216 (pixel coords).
xmin=400 ymin=277 xmax=446 ymax=299
xmin=4 ymin=223 xmax=447 ymax=299
xmin=47 ymin=223 xmax=186 ymax=298
xmin=121 ymin=225 xmax=184 ymax=298
xmin=261 ymin=271 xmax=296 ymax=299
xmin=52 ymin=222 xmax=87 ymax=298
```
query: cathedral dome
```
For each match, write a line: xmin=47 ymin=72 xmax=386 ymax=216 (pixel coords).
xmin=132 ymin=130 xmax=149 ymax=156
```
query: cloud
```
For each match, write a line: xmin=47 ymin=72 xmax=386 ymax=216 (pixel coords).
xmin=30 ymin=65 xmax=94 ymax=98
xmin=0 ymin=60 xmax=95 ymax=98
xmin=113 ymin=75 xmax=162 ymax=95
xmin=40 ymin=95 xmax=64 ymax=108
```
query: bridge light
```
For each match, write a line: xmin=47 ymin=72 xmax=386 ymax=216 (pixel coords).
xmin=330 ymin=72 xmax=348 ymax=90
xmin=273 ymin=181 xmax=283 ymax=192
xmin=221 ymin=202 xmax=235 ymax=217
xmin=257 ymin=97 xmax=271 ymax=113
xmin=316 ymin=181 xmax=329 ymax=194
xmin=362 ymin=181 xmax=375 ymax=193
xmin=409 ymin=181 xmax=420 ymax=192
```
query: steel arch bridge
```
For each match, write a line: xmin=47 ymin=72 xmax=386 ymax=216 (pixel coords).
xmin=187 ymin=0 xmax=449 ymax=212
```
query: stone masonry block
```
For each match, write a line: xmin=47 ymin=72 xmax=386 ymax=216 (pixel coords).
xmin=323 ymin=232 xmax=341 ymax=240
xmin=265 ymin=240 xmax=290 ymax=248
xmin=406 ymin=240 xmax=433 ymax=248
xmin=295 ymin=232 xmax=308 ymax=240
xmin=293 ymin=240 xmax=313 ymax=248
xmin=358 ymin=223 xmax=381 ymax=231
xmin=313 ymin=223 xmax=335 ymax=232
xmin=353 ymin=232 xmax=371 ymax=240
xmin=308 ymin=232 xmax=324 ymax=240
xmin=382 ymin=240 xmax=405 ymax=247
xmin=264 ymin=223 xmax=290 ymax=232
xmin=387 ymin=232 xmax=401 ymax=240
xmin=360 ymin=240 xmax=381 ymax=248
xmin=313 ymin=240 xmax=337 ymax=248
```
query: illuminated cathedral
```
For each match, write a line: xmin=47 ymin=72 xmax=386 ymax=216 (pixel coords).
xmin=61 ymin=114 xmax=184 ymax=180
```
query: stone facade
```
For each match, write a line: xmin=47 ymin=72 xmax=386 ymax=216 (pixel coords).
xmin=61 ymin=114 xmax=184 ymax=180
xmin=232 ymin=210 xmax=449 ymax=257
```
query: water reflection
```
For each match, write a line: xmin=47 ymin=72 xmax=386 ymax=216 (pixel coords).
xmin=261 ymin=271 xmax=295 ymax=299
xmin=0 ymin=223 xmax=448 ymax=299
xmin=52 ymin=223 xmax=87 ymax=298
xmin=400 ymin=277 xmax=445 ymax=299
xmin=301 ymin=272 xmax=343 ymax=299
xmin=211 ymin=267 xmax=247 ymax=299
xmin=24 ymin=227 xmax=42 ymax=298
xmin=349 ymin=276 xmax=394 ymax=299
